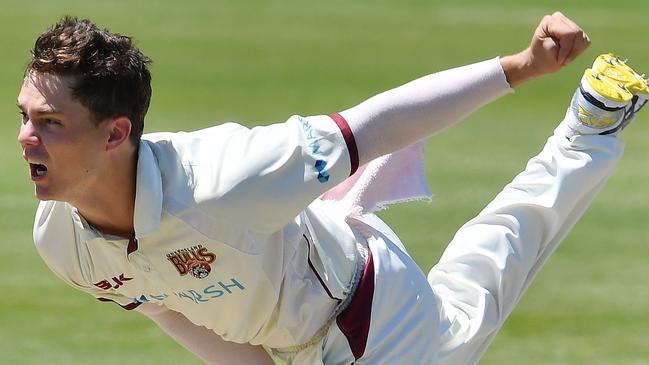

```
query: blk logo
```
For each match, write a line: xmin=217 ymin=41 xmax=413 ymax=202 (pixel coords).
xmin=94 ymin=273 xmax=133 ymax=290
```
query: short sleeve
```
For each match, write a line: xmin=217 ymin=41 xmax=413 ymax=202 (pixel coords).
xmin=160 ymin=114 xmax=359 ymax=232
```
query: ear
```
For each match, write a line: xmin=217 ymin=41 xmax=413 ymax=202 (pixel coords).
xmin=105 ymin=117 xmax=133 ymax=151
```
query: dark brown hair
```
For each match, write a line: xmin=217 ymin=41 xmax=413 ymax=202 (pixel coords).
xmin=27 ymin=16 xmax=152 ymax=145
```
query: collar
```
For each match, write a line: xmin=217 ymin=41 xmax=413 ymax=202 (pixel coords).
xmin=70 ymin=205 xmax=103 ymax=242
xmin=133 ymin=140 xmax=163 ymax=239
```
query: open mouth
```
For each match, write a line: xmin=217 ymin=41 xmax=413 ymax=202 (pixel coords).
xmin=29 ymin=163 xmax=48 ymax=180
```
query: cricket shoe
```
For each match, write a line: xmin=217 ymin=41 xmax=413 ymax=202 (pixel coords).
xmin=560 ymin=53 xmax=649 ymax=138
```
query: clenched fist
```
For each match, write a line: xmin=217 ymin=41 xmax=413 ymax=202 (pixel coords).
xmin=501 ymin=12 xmax=591 ymax=87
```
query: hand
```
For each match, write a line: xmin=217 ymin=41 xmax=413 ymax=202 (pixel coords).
xmin=528 ymin=11 xmax=591 ymax=73
xmin=501 ymin=12 xmax=591 ymax=88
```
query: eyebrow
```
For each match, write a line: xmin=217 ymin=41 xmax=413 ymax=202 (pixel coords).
xmin=16 ymin=100 xmax=64 ymax=115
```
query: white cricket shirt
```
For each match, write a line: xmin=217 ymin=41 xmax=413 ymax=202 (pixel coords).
xmin=33 ymin=114 xmax=365 ymax=349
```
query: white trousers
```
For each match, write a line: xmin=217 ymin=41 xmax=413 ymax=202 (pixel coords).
xmin=292 ymin=127 xmax=623 ymax=365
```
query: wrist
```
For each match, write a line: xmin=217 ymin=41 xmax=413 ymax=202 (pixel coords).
xmin=500 ymin=49 xmax=537 ymax=88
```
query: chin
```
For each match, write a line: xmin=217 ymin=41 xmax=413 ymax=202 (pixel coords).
xmin=34 ymin=185 xmax=56 ymax=202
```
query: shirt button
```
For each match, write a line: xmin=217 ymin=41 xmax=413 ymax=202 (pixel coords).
xmin=143 ymin=265 xmax=152 ymax=272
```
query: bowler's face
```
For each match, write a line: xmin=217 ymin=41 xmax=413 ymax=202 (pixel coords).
xmin=17 ymin=72 xmax=108 ymax=202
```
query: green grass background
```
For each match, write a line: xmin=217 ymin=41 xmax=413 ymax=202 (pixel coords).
xmin=2 ymin=0 xmax=649 ymax=364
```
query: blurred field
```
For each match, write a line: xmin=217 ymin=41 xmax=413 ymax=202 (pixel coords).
xmin=2 ymin=0 xmax=649 ymax=364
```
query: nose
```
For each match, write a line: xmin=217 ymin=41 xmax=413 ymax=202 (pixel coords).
xmin=18 ymin=120 xmax=40 ymax=147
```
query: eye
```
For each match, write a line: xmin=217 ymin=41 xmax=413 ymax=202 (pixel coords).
xmin=44 ymin=118 xmax=62 ymax=126
xmin=18 ymin=111 xmax=28 ymax=123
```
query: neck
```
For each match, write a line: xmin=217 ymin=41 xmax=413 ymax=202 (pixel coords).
xmin=74 ymin=145 xmax=138 ymax=238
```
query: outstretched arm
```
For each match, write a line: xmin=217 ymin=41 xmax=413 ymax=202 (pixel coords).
xmin=138 ymin=304 xmax=275 ymax=365
xmin=197 ymin=13 xmax=591 ymax=233
xmin=341 ymin=12 xmax=590 ymax=167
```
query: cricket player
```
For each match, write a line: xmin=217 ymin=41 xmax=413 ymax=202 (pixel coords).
xmin=17 ymin=12 xmax=648 ymax=365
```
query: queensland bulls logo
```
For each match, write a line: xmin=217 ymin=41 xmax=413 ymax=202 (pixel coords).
xmin=187 ymin=260 xmax=211 ymax=279
xmin=166 ymin=245 xmax=217 ymax=279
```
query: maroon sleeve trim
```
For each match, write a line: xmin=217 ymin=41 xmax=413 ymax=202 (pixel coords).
xmin=98 ymin=297 xmax=142 ymax=311
xmin=329 ymin=113 xmax=359 ymax=176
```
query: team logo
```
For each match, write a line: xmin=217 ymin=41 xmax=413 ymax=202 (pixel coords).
xmin=166 ymin=244 xmax=217 ymax=279
xmin=187 ymin=260 xmax=212 ymax=279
